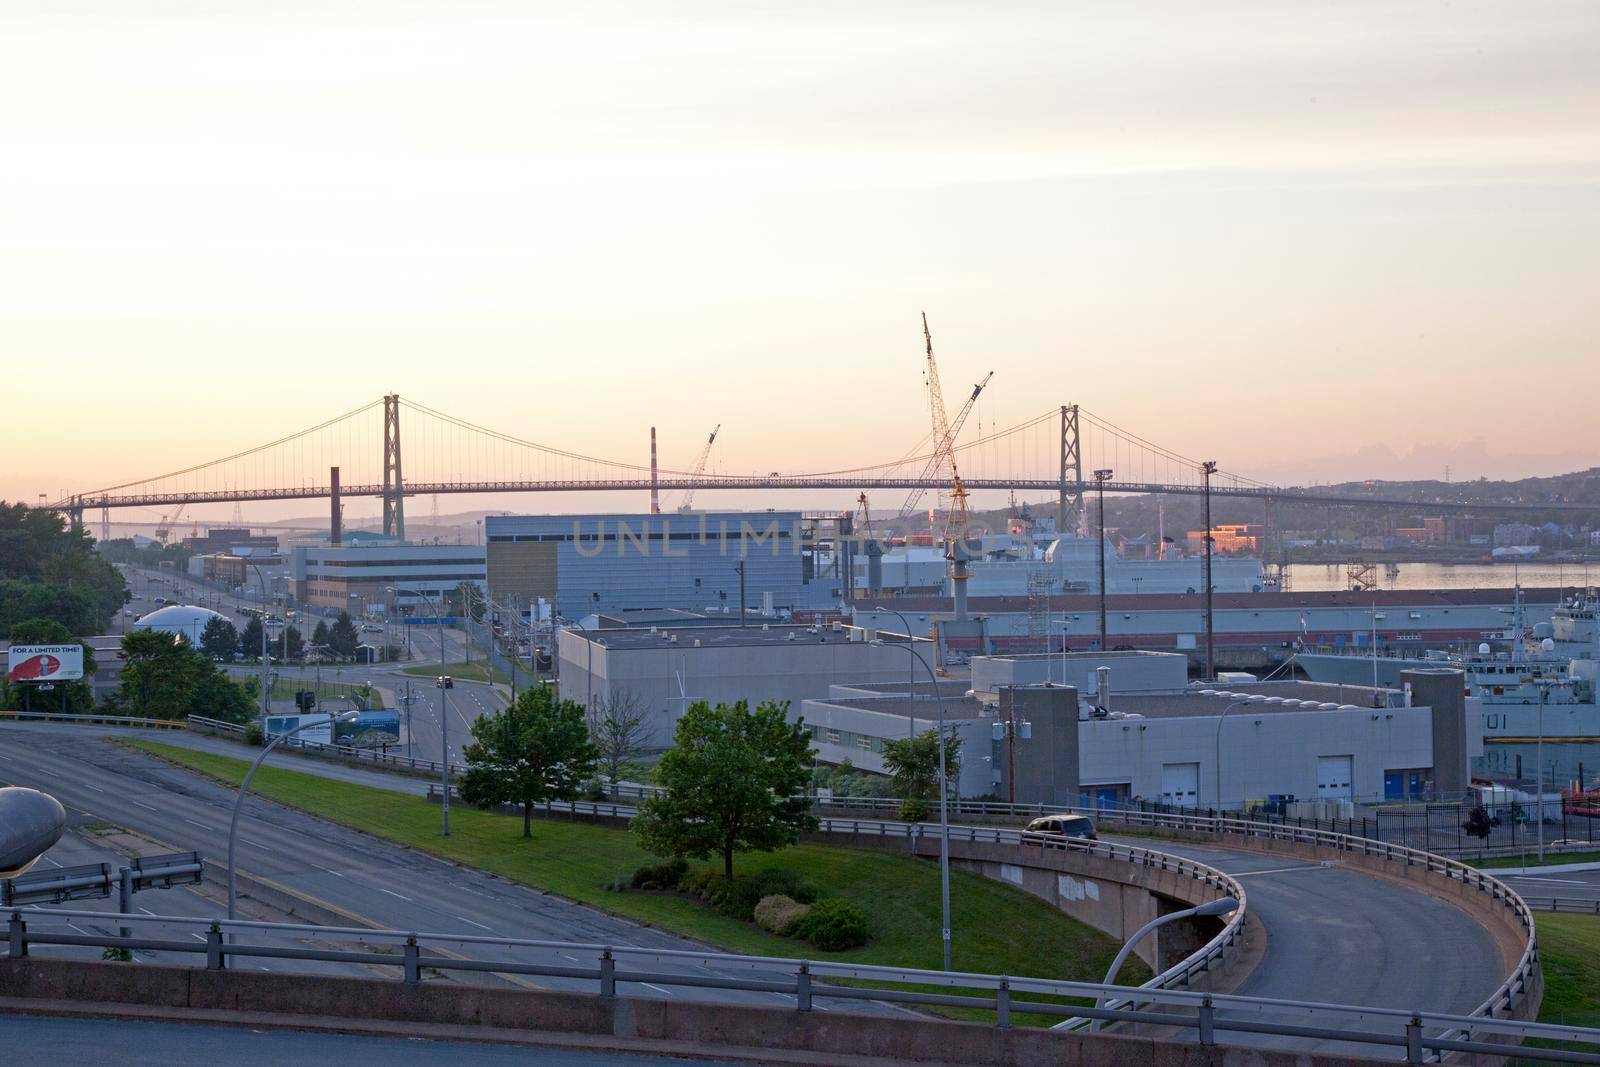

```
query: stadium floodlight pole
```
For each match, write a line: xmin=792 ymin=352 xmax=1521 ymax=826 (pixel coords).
xmin=1093 ymin=470 xmax=1114 ymax=651
xmin=1090 ymin=896 xmax=1239 ymax=1030
xmin=874 ymin=639 xmax=953 ymax=971
xmin=1201 ymin=461 xmax=1219 ymax=681
xmin=391 ymin=586 xmax=450 ymax=836
xmin=229 ymin=711 xmax=359 ymax=921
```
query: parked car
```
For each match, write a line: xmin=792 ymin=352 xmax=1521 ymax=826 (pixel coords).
xmin=1024 ymin=814 xmax=1097 ymax=841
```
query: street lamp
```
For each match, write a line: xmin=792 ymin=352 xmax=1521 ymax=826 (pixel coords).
xmin=234 ymin=548 xmax=271 ymax=731
xmin=1090 ymin=896 xmax=1238 ymax=1029
xmin=873 ymin=639 xmax=953 ymax=971
xmin=1212 ymin=699 xmax=1251 ymax=811
xmin=874 ymin=605 xmax=922 ymax=739
xmin=1093 ymin=470 xmax=1113 ymax=650
xmin=229 ymin=710 xmax=359 ymax=920
xmin=391 ymin=586 xmax=451 ymax=836
xmin=1200 ymin=460 xmax=1218 ymax=681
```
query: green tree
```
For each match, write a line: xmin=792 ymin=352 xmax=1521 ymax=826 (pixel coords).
xmin=192 ymin=661 xmax=256 ymax=724
xmin=281 ymin=625 xmax=305 ymax=661
xmin=0 ymin=502 xmax=127 ymax=631
xmin=200 ymin=616 xmax=238 ymax=660
xmin=881 ymin=730 xmax=962 ymax=802
xmin=458 ymin=686 xmax=598 ymax=838
xmin=237 ymin=616 xmax=264 ymax=660
xmin=116 ymin=629 xmax=202 ymax=720
xmin=311 ymin=620 xmax=330 ymax=649
xmin=327 ymin=611 xmax=359 ymax=658
xmin=632 ymin=700 xmax=817 ymax=879
xmin=0 ymin=618 xmax=96 ymax=712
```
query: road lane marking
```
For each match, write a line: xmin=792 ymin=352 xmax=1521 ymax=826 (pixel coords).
xmin=130 ymin=800 xmax=159 ymax=812
xmin=310 ymin=864 xmax=346 ymax=878
xmin=139 ymin=907 xmax=156 ymax=916
xmin=1230 ymin=864 xmax=1332 ymax=878
xmin=379 ymin=888 xmax=413 ymax=901
xmin=641 ymin=983 xmax=673 ymax=996
xmin=1509 ymin=876 xmax=1595 ymax=885
xmin=43 ymin=857 xmax=63 ymax=869
xmin=243 ymin=839 xmax=275 ymax=853
xmin=182 ymin=818 xmax=214 ymax=830
xmin=82 ymin=784 xmax=105 ymax=793
xmin=456 ymin=917 xmax=493 ymax=931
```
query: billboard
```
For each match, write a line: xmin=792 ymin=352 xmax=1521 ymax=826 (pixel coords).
xmin=334 ymin=711 xmax=401 ymax=749
xmin=6 ymin=644 xmax=85 ymax=683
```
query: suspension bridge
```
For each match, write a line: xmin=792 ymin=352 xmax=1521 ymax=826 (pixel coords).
xmin=46 ymin=394 xmax=1590 ymax=538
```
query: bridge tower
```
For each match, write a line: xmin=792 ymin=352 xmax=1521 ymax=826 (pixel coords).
xmin=1057 ymin=404 xmax=1081 ymax=537
xmin=382 ymin=394 xmax=406 ymax=540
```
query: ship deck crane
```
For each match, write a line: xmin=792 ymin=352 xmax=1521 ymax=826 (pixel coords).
xmin=678 ymin=424 xmax=721 ymax=512
xmin=154 ymin=502 xmax=187 ymax=544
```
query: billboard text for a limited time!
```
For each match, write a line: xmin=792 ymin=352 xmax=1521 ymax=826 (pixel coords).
xmin=6 ymin=645 xmax=85 ymax=683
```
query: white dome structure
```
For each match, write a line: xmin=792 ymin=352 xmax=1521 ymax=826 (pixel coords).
xmin=131 ymin=604 xmax=229 ymax=644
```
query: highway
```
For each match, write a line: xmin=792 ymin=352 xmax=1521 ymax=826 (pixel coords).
xmin=0 ymin=723 xmax=895 ymax=1015
xmin=1499 ymin=865 xmax=1600 ymax=909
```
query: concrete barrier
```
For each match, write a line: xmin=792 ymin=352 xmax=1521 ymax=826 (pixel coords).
xmin=0 ymin=957 xmax=1397 ymax=1067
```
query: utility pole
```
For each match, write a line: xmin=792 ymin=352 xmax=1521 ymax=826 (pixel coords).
xmin=1201 ymin=461 xmax=1218 ymax=681
xmin=735 ymin=560 xmax=746 ymax=627
xmin=1094 ymin=469 xmax=1113 ymax=650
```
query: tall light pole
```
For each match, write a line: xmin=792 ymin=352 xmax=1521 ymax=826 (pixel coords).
xmin=229 ymin=711 xmax=359 ymax=920
xmin=1536 ymin=679 xmax=1551 ymax=863
xmin=392 ymin=586 xmax=450 ymax=835
xmin=1201 ymin=460 xmax=1218 ymax=681
xmin=235 ymin=550 xmax=271 ymax=731
xmin=1093 ymin=469 xmax=1113 ymax=651
xmin=876 ymin=639 xmax=953 ymax=971
xmin=1212 ymin=699 xmax=1250 ymax=811
xmin=874 ymin=605 xmax=921 ymax=739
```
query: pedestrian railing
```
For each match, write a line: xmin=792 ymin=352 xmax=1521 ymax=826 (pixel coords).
xmin=2 ymin=908 xmax=1594 ymax=1065
xmin=1519 ymin=897 xmax=1600 ymax=915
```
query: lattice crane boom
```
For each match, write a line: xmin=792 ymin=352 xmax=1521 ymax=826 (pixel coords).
xmin=898 ymin=369 xmax=991 ymax=519
xmin=677 ymin=424 xmax=721 ymax=512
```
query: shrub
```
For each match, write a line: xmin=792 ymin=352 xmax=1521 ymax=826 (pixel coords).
xmin=897 ymin=797 xmax=929 ymax=823
xmin=242 ymin=721 xmax=264 ymax=746
xmin=583 ymin=778 xmax=608 ymax=802
xmin=747 ymin=867 xmax=818 ymax=904
xmin=629 ymin=858 xmax=688 ymax=891
xmin=785 ymin=898 xmax=869 ymax=951
xmin=754 ymin=894 xmax=811 ymax=934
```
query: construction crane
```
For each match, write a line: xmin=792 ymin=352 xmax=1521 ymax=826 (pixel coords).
xmin=677 ymin=424 xmax=721 ymax=512
xmin=154 ymin=502 xmax=187 ymax=544
xmin=898 ymin=368 xmax=992 ymax=520
xmin=854 ymin=491 xmax=886 ymax=599
xmin=918 ymin=313 xmax=975 ymax=621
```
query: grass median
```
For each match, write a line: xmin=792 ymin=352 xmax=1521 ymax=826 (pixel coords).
xmin=126 ymin=739 xmax=1147 ymax=1004
xmin=398 ymin=661 xmax=506 ymax=686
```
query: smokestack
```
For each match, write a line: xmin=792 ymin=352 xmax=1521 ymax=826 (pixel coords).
xmin=330 ymin=466 xmax=342 ymax=545
xmin=649 ymin=427 xmax=660 ymax=514
xmin=1095 ymin=665 xmax=1111 ymax=712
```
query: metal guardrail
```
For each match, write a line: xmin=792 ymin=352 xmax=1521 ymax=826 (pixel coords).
xmin=0 ymin=710 xmax=183 ymax=729
xmin=187 ymin=715 xmax=459 ymax=776
xmin=3 ymin=908 xmax=1595 ymax=1064
xmin=1520 ymin=898 xmax=1600 ymax=915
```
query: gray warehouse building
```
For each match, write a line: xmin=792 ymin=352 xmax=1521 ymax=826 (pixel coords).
xmin=487 ymin=511 xmax=837 ymax=616
xmin=799 ymin=667 xmax=1475 ymax=809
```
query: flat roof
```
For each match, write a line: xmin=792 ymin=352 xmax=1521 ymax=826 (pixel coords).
xmin=577 ymin=624 xmax=878 ymax=650
xmin=863 ymin=586 xmax=1562 ymax=614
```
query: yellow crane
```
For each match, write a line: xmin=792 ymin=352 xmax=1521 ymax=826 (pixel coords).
xmin=918 ymin=313 xmax=976 ymax=620
xmin=898 ymin=368 xmax=992 ymax=521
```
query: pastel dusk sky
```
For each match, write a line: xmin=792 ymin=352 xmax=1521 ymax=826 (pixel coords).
xmin=3 ymin=1 xmax=1597 ymax=523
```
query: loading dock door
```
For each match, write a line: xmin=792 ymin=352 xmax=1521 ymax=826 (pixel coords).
xmin=1317 ymin=755 xmax=1353 ymax=800
xmin=1160 ymin=763 xmax=1200 ymax=808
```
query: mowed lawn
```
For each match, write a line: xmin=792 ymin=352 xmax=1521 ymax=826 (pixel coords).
xmin=128 ymin=740 xmax=1147 ymax=986
xmin=1536 ymin=913 xmax=1600 ymax=1028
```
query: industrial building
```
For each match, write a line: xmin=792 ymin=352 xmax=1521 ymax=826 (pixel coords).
xmin=797 ymin=666 xmax=1474 ymax=809
xmin=288 ymin=543 xmax=486 ymax=613
xmin=554 ymin=622 xmax=917 ymax=739
xmin=487 ymin=511 xmax=844 ymax=617
xmin=853 ymin=586 xmax=1557 ymax=672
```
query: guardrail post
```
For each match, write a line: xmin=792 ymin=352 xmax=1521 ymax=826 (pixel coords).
xmin=599 ymin=948 xmax=615 ymax=997
xmin=1197 ymin=995 xmax=1215 ymax=1045
xmin=206 ymin=921 xmax=225 ymax=970
xmin=403 ymin=936 xmax=420 ymax=985
xmin=1404 ymin=1013 xmax=1423 ymax=1063
xmin=995 ymin=978 xmax=1011 ymax=1029
xmin=8 ymin=912 xmax=26 ymax=957
xmin=795 ymin=962 xmax=812 ymax=1012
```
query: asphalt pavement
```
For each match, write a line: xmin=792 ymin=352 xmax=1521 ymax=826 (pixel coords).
xmin=0 ymin=1013 xmax=734 ymax=1066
